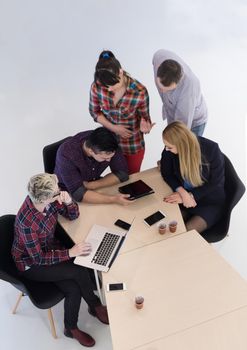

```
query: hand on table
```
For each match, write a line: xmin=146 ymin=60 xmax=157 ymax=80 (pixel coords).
xmin=163 ymin=192 xmax=183 ymax=204
xmin=114 ymin=194 xmax=134 ymax=206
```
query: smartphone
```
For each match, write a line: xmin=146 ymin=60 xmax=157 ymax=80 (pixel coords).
xmin=106 ymin=282 xmax=126 ymax=292
xmin=144 ymin=210 xmax=165 ymax=226
xmin=114 ymin=219 xmax=131 ymax=231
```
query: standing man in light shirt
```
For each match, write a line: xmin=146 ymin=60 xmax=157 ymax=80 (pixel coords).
xmin=153 ymin=49 xmax=208 ymax=136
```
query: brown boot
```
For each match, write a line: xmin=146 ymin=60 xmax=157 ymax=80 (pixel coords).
xmin=88 ymin=304 xmax=109 ymax=325
xmin=64 ymin=327 xmax=95 ymax=347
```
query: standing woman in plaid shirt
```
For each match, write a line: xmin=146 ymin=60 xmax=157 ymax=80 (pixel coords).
xmin=12 ymin=173 xmax=108 ymax=347
xmin=89 ymin=50 xmax=155 ymax=174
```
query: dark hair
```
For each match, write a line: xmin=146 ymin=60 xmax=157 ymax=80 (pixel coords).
xmin=94 ymin=50 xmax=122 ymax=87
xmin=85 ymin=127 xmax=119 ymax=153
xmin=157 ymin=59 xmax=182 ymax=87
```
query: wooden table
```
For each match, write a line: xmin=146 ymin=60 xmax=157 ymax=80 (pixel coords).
xmin=59 ymin=167 xmax=186 ymax=254
xmin=103 ymin=230 xmax=247 ymax=350
xmin=135 ymin=306 xmax=247 ymax=350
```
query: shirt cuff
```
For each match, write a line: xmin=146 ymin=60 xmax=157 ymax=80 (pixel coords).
xmin=113 ymin=170 xmax=129 ymax=183
xmin=71 ymin=186 xmax=87 ymax=202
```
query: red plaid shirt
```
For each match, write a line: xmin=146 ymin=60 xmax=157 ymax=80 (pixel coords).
xmin=89 ymin=76 xmax=152 ymax=155
xmin=12 ymin=196 xmax=79 ymax=272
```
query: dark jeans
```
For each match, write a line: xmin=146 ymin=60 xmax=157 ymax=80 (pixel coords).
xmin=22 ymin=260 xmax=100 ymax=329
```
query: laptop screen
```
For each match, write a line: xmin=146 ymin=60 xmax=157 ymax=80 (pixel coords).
xmin=118 ymin=180 xmax=154 ymax=200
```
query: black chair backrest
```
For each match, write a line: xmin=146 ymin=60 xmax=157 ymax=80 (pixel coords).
xmin=223 ymin=154 xmax=246 ymax=212
xmin=0 ymin=215 xmax=28 ymax=293
xmin=43 ymin=137 xmax=70 ymax=173
xmin=0 ymin=215 xmax=65 ymax=307
xmin=201 ymin=154 xmax=245 ymax=242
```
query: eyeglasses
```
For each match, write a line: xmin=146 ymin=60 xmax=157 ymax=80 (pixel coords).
xmin=52 ymin=191 xmax=61 ymax=198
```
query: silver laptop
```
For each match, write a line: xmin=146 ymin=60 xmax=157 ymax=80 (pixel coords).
xmin=74 ymin=223 xmax=132 ymax=272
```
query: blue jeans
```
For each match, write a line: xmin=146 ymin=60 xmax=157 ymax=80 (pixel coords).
xmin=191 ymin=123 xmax=206 ymax=136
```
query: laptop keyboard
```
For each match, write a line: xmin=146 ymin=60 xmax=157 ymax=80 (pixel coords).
xmin=91 ymin=232 xmax=120 ymax=266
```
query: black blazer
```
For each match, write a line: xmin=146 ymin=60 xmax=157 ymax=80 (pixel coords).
xmin=161 ymin=136 xmax=225 ymax=205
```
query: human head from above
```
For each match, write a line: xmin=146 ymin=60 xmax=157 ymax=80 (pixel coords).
xmin=94 ymin=50 xmax=126 ymax=92
xmin=84 ymin=127 xmax=119 ymax=162
xmin=162 ymin=121 xmax=204 ymax=187
xmin=28 ymin=173 xmax=60 ymax=204
xmin=157 ymin=59 xmax=182 ymax=93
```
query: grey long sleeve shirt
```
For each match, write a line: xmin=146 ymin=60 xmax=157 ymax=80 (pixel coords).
xmin=153 ymin=49 xmax=208 ymax=129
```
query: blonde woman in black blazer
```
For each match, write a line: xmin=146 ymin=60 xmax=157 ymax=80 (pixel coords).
xmin=161 ymin=121 xmax=225 ymax=235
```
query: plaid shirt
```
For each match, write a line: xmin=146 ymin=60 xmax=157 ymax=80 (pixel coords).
xmin=89 ymin=76 xmax=151 ymax=155
xmin=12 ymin=196 xmax=79 ymax=272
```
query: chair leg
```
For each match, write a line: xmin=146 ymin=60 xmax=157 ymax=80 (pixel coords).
xmin=12 ymin=292 xmax=24 ymax=314
xmin=47 ymin=308 xmax=57 ymax=339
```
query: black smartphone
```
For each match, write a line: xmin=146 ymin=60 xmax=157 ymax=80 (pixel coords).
xmin=114 ymin=219 xmax=131 ymax=231
xmin=144 ymin=210 xmax=165 ymax=226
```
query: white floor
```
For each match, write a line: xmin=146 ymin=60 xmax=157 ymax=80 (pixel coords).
xmin=0 ymin=1 xmax=247 ymax=349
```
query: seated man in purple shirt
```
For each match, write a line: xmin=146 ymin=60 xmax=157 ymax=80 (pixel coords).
xmin=54 ymin=127 xmax=131 ymax=205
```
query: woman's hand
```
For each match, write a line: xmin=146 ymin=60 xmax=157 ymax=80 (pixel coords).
xmin=176 ymin=187 xmax=197 ymax=208
xmin=163 ymin=192 xmax=183 ymax=204
xmin=69 ymin=242 xmax=92 ymax=258
xmin=182 ymin=192 xmax=197 ymax=208
xmin=140 ymin=118 xmax=156 ymax=134
xmin=114 ymin=125 xmax=133 ymax=138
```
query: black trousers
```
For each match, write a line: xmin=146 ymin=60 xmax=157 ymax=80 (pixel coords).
xmin=22 ymin=260 xmax=100 ymax=329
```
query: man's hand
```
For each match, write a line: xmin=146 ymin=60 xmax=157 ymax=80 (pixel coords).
xmin=69 ymin=242 xmax=92 ymax=258
xmin=140 ymin=118 xmax=156 ymax=134
xmin=114 ymin=125 xmax=133 ymax=138
xmin=113 ymin=194 xmax=134 ymax=206
xmin=57 ymin=191 xmax=73 ymax=205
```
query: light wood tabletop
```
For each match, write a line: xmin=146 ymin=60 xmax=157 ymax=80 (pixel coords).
xmin=59 ymin=167 xmax=186 ymax=254
xmin=134 ymin=305 xmax=247 ymax=350
xmin=103 ymin=230 xmax=247 ymax=350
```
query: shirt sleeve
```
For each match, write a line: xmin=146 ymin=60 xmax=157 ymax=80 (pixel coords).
xmin=137 ymin=89 xmax=151 ymax=122
xmin=89 ymin=83 xmax=101 ymax=121
xmin=109 ymin=149 xmax=129 ymax=182
xmin=160 ymin=149 xmax=182 ymax=191
xmin=20 ymin=224 xmax=70 ymax=266
xmin=56 ymin=153 xmax=87 ymax=198
xmin=56 ymin=201 xmax=80 ymax=220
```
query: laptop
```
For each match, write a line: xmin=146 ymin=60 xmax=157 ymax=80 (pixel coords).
xmin=118 ymin=179 xmax=154 ymax=200
xmin=74 ymin=223 xmax=133 ymax=272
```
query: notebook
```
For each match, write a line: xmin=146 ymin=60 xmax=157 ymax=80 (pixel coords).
xmin=118 ymin=179 xmax=154 ymax=200
xmin=74 ymin=223 xmax=132 ymax=272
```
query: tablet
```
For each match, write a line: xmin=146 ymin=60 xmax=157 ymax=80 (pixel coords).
xmin=118 ymin=180 xmax=154 ymax=200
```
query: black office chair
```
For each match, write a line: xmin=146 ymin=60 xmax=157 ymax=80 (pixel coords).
xmin=201 ymin=154 xmax=245 ymax=243
xmin=43 ymin=137 xmax=70 ymax=173
xmin=0 ymin=214 xmax=65 ymax=338
xmin=42 ymin=136 xmax=76 ymax=250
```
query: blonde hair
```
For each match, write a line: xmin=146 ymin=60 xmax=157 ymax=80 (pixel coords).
xmin=162 ymin=122 xmax=204 ymax=187
xmin=28 ymin=173 xmax=58 ymax=203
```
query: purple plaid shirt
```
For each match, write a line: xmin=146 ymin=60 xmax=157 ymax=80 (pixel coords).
xmin=54 ymin=130 xmax=129 ymax=200
xmin=11 ymin=196 xmax=79 ymax=272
